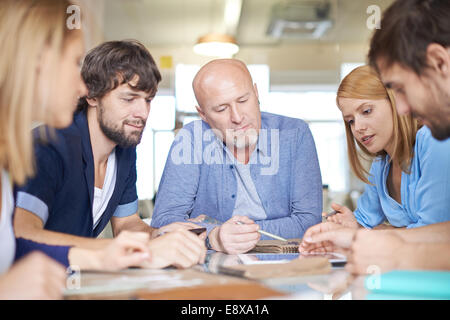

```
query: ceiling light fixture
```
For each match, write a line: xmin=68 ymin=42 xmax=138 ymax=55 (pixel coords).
xmin=193 ymin=33 xmax=239 ymax=58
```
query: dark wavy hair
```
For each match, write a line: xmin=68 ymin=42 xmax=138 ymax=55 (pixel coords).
xmin=77 ymin=39 xmax=161 ymax=112
xmin=368 ymin=0 xmax=450 ymax=75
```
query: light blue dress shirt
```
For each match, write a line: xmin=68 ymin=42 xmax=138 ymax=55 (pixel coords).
xmin=151 ymin=112 xmax=323 ymax=239
xmin=355 ymin=126 xmax=450 ymax=228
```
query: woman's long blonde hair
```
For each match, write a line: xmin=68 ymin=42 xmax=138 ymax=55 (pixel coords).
xmin=0 ymin=0 xmax=78 ymax=185
xmin=337 ymin=65 xmax=420 ymax=184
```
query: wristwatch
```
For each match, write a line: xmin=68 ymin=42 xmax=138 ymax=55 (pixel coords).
xmin=205 ymin=234 xmax=213 ymax=250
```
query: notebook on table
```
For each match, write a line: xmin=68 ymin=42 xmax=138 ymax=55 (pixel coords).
xmin=250 ymin=239 xmax=302 ymax=253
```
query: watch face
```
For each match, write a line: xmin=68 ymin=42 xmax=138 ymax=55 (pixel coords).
xmin=189 ymin=227 xmax=207 ymax=235
xmin=205 ymin=234 xmax=212 ymax=249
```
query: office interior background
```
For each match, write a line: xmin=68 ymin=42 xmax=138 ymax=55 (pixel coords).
xmin=75 ymin=0 xmax=395 ymax=230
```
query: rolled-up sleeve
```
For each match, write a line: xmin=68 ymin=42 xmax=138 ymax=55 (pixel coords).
xmin=113 ymin=199 xmax=139 ymax=218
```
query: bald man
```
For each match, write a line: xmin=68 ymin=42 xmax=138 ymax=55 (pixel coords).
xmin=151 ymin=59 xmax=323 ymax=254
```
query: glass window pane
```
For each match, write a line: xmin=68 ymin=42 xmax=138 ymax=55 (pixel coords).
xmin=309 ymin=122 xmax=348 ymax=192
xmin=265 ymin=91 xmax=341 ymax=121
xmin=149 ymin=95 xmax=176 ymax=130
xmin=340 ymin=62 xmax=364 ymax=80
xmin=154 ymin=131 xmax=175 ymax=192
xmin=265 ymin=90 xmax=348 ymax=192
xmin=136 ymin=128 xmax=154 ymax=200
xmin=175 ymin=64 xmax=200 ymax=112
xmin=248 ymin=64 xmax=270 ymax=107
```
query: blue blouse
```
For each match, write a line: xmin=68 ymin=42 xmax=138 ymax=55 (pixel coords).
xmin=355 ymin=126 xmax=450 ymax=228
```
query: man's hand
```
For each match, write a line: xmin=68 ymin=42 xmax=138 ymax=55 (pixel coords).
xmin=152 ymin=221 xmax=206 ymax=240
xmin=95 ymin=231 xmax=152 ymax=270
xmin=142 ymin=229 xmax=206 ymax=269
xmin=68 ymin=231 xmax=152 ymax=271
xmin=346 ymin=229 xmax=409 ymax=275
xmin=324 ymin=203 xmax=359 ymax=228
xmin=210 ymin=215 xmax=260 ymax=254
xmin=299 ymin=222 xmax=356 ymax=254
xmin=0 ymin=252 xmax=66 ymax=300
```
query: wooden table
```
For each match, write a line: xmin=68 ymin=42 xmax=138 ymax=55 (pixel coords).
xmin=64 ymin=252 xmax=367 ymax=300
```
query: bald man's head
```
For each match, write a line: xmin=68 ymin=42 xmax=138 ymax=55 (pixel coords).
xmin=192 ymin=59 xmax=261 ymax=151
xmin=193 ymin=59 xmax=254 ymax=109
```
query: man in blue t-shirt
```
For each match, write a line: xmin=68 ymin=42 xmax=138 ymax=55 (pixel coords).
xmin=14 ymin=40 xmax=205 ymax=269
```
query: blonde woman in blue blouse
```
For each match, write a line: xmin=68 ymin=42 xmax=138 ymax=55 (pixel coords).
xmin=328 ymin=65 xmax=450 ymax=230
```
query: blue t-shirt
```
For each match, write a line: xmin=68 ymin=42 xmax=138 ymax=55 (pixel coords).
xmin=14 ymin=112 xmax=138 ymax=237
xmin=355 ymin=126 xmax=450 ymax=228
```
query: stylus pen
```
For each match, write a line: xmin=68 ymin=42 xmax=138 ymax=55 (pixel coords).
xmin=236 ymin=221 xmax=288 ymax=242
xmin=324 ymin=210 xmax=338 ymax=218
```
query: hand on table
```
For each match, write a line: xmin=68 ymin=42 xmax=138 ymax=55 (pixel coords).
xmin=299 ymin=222 xmax=356 ymax=255
xmin=346 ymin=229 xmax=409 ymax=275
xmin=324 ymin=203 xmax=359 ymax=229
xmin=0 ymin=252 xmax=66 ymax=300
xmin=211 ymin=215 xmax=260 ymax=254
xmin=142 ymin=229 xmax=206 ymax=269
xmin=152 ymin=221 xmax=207 ymax=240
xmin=95 ymin=231 xmax=153 ymax=270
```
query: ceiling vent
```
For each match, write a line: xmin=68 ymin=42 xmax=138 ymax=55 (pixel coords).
xmin=267 ymin=1 xmax=333 ymax=39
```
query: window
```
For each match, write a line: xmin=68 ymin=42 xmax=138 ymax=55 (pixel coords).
xmin=137 ymin=64 xmax=352 ymax=200
xmin=265 ymin=90 xmax=348 ymax=192
xmin=136 ymin=95 xmax=175 ymax=200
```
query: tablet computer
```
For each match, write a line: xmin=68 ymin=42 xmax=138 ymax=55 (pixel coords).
xmin=238 ymin=252 xmax=347 ymax=267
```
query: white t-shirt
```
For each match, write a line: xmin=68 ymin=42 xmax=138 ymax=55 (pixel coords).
xmin=92 ymin=150 xmax=117 ymax=229
xmin=0 ymin=170 xmax=16 ymax=274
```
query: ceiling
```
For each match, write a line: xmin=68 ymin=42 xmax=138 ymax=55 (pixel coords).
xmin=79 ymin=0 xmax=395 ymax=87
xmin=102 ymin=0 xmax=394 ymax=47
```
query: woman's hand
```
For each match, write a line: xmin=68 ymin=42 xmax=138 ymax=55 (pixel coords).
xmin=325 ymin=203 xmax=359 ymax=229
xmin=0 ymin=252 xmax=67 ymax=300
xmin=299 ymin=222 xmax=355 ymax=254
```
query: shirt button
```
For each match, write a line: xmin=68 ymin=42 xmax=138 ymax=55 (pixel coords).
xmin=229 ymin=165 xmax=234 ymax=169
xmin=231 ymin=194 xmax=235 ymax=199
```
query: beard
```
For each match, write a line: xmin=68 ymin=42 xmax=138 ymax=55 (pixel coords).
xmin=427 ymin=119 xmax=450 ymax=141
xmin=98 ymin=103 xmax=146 ymax=148
xmin=415 ymin=86 xmax=450 ymax=141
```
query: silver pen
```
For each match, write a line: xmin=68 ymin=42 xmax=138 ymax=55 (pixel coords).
xmin=236 ymin=221 xmax=288 ymax=242
xmin=324 ymin=210 xmax=338 ymax=218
